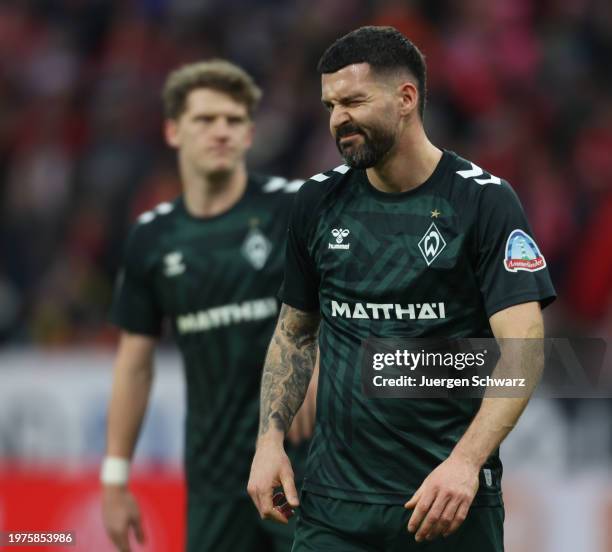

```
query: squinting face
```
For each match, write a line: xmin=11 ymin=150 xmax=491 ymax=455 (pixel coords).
xmin=166 ymin=88 xmax=253 ymax=178
xmin=321 ymin=63 xmax=399 ymax=169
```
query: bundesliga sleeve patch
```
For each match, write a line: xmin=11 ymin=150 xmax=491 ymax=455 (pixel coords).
xmin=504 ymin=229 xmax=547 ymax=272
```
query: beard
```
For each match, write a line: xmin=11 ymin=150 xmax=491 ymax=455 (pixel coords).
xmin=335 ymin=122 xmax=396 ymax=169
xmin=203 ymin=156 xmax=238 ymax=184
xmin=207 ymin=166 xmax=233 ymax=183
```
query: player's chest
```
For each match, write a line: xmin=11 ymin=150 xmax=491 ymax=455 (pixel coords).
xmin=312 ymin=200 xmax=469 ymax=278
xmin=151 ymin=219 xmax=284 ymax=308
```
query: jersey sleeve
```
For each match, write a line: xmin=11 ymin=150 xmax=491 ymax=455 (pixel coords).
xmin=474 ymin=182 xmax=556 ymax=318
xmin=109 ymin=225 xmax=163 ymax=336
xmin=278 ymin=182 xmax=320 ymax=312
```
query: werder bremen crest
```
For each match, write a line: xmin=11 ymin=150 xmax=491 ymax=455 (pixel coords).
xmin=241 ymin=221 xmax=272 ymax=270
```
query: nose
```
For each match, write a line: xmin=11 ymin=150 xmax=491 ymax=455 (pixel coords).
xmin=330 ymin=106 xmax=350 ymax=135
xmin=211 ymin=117 xmax=231 ymax=139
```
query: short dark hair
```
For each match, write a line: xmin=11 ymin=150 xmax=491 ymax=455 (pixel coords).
xmin=317 ymin=26 xmax=427 ymax=119
xmin=162 ymin=59 xmax=262 ymax=120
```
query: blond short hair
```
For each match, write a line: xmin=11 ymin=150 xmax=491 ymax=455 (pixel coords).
xmin=162 ymin=59 xmax=262 ymax=120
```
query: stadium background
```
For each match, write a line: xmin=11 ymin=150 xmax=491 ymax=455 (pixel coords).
xmin=0 ymin=0 xmax=611 ymax=550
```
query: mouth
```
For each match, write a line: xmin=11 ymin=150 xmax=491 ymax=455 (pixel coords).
xmin=337 ymin=123 xmax=365 ymax=142
xmin=339 ymin=132 xmax=362 ymax=141
xmin=209 ymin=146 xmax=233 ymax=155
xmin=337 ymin=132 xmax=365 ymax=150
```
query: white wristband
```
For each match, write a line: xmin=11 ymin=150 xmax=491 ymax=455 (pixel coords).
xmin=100 ymin=456 xmax=131 ymax=485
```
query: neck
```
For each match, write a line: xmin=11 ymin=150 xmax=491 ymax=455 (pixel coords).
xmin=180 ymin=160 xmax=248 ymax=218
xmin=365 ymin=124 xmax=442 ymax=194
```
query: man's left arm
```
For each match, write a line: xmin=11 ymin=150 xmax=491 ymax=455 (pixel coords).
xmin=405 ymin=301 xmax=544 ymax=542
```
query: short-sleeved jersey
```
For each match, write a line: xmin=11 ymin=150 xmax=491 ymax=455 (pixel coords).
xmin=279 ymin=150 xmax=556 ymax=505
xmin=111 ymin=174 xmax=303 ymax=499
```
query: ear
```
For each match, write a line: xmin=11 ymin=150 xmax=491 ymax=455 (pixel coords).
xmin=164 ymin=118 xmax=180 ymax=148
xmin=397 ymin=81 xmax=419 ymax=118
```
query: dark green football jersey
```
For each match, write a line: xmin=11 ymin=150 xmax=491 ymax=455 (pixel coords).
xmin=279 ymin=150 xmax=556 ymax=505
xmin=111 ymin=174 xmax=304 ymax=499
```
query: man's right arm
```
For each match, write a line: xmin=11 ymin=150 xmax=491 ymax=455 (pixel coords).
xmin=102 ymin=331 xmax=156 ymax=552
xmin=286 ymin=349 xmax=319 ymax=445
xmin=248 ymin=304 xmax=320 ymax=523
xmin=106 ymin=332 xmax=156 ymax=458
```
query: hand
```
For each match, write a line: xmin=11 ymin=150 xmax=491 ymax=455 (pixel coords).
xmin=247 ymin=438 xmax=299 ymax=524
xmin=404 ymin=454 xmax=479 ymax=542
xmin=102 ymin=485 xmax=145 ymax=552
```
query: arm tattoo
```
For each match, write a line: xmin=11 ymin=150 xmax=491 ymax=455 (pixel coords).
xmin=259 ymin=304 xmax=320 ymax=437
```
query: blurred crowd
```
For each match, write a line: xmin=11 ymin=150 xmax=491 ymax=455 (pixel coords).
xmin=0 ymin=0 xmax=611 ymax=346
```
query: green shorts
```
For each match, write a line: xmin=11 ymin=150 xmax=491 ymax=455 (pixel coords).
xmin=291 ymin=491 xmax=504 ymax=552
xmin=186 ymin=440 xmax=308 ymax=551
xmin=187 ymin=494 xmax=296 ymax=552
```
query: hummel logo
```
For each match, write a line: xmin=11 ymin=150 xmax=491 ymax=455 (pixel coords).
xmin=329 ymin=228 xmax=350 ymax=250
xmin=332 ymin=228 xmax=349 ymax=243
xmin=164 ymin=251 xmax=185 ymax=277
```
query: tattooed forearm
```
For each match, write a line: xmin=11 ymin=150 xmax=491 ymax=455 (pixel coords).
xmin=258 ymin=304 xmax=320 ymax=438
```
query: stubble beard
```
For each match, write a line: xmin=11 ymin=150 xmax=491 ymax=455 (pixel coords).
xmin=207 ymin=166 xmax=234 ymax=185
xmin=336 ymin=123 xmax=396 ymax=169
xmin=201 ymin=155 xmax=239 ymax=186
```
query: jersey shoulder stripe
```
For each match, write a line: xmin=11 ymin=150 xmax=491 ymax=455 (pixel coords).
xmin=125 ymin=197 xmax=182 ymax=255
xmin=449 ymin=152 xmax=506 ymax=188
xmin=291 ymin=164 xmax=355 ymax=236
xmin=261 ymin=175 xmax=305 ymax=194
xmin=300 ymin=163 xmax=353 ymax=195
xmin=455 ymin=161 xmax=501 ymax=186
xmin=136 ymin=199 xmax=177 ymax=225
xmin=307 ymin=163 xmax=350 ymax=183
xmin=447 ymin=151 xmax=519 ymax=202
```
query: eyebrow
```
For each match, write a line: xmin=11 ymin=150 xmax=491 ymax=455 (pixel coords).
xmin=321 ymin=94 xmax=366 ymax=106
xmin=192 ymin=111 xmax=248 ymax=119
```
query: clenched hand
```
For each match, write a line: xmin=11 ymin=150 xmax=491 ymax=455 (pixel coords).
xmin=247 ymin=439 xmax=299 ymax=524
